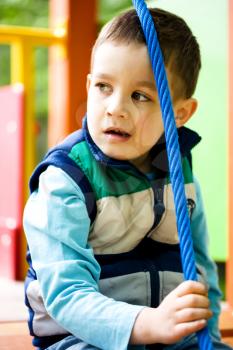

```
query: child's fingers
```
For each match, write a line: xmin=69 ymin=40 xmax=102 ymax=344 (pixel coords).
xmin=174 ymin=280 xmax=208 ymax=297
xmin=174 ymin=319 xmax=207 ymax=338
xmin=175 ymin=307 xmax=213 ymax=324
xmin=176 ymin=293 xmax=210 ymax=310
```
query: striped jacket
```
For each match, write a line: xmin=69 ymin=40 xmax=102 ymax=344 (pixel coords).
xmin=24 ymin=117 xmax=208 ymax=349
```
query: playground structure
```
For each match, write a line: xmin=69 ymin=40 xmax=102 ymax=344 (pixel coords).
xmin=0 ymin=0 xmax=232 ymax=315
xmin=0 ymin=0 xmax=96 ymax=281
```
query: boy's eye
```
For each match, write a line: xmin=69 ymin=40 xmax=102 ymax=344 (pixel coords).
xmin=132 ymin=91 xmax=150 ymax=102
xmin=95 ymin=82 xmax=112 ymax=93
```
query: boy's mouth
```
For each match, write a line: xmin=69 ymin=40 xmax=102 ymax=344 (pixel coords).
xmin=104 ymin=127 xmax=131 ymax=138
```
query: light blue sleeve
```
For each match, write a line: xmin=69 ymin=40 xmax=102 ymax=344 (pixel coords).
xmin=23 ymin=165 xmax=143 ymax=350
xmin=191 ymin=177 xmax=222 ymax=340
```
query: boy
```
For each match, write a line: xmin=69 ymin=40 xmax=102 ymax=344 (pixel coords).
xmin=23 ymin=7 xmax=232 ymax=350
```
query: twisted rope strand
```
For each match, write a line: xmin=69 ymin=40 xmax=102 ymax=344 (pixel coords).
xmin=132 ymin=1 xmax=214 ymax=349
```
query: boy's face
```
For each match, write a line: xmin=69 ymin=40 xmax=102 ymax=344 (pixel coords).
xmin=86 ymin=41 xmax=190 ymax=170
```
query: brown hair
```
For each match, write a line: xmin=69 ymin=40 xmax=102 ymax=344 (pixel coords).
xmin=91 ymin=8 xmax=201 ymax=99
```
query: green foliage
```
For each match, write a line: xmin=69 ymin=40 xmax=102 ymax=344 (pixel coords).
xmin=0 ymin=0 xmax=48 ymax=27
xmin=98 ymin=0 xmax=133 ymax=26
xmin=35 ymin=47 xmax=48 ymax=118
xmin=0 ymin=45 xmax=10 ymax=85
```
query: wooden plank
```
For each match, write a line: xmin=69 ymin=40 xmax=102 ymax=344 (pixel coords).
xmin=220 ymin=304 xmax=233 ymax=337
xmin=0 ymin=321 xmax=28 ymax=336
xmin=0 ymin=336 xmax=33 ymax=350
xmin=0 ymin=322 xmax=33 ymax=350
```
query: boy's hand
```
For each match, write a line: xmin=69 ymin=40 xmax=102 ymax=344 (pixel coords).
xmin=130 ymin=280 xmax=213 ymax=345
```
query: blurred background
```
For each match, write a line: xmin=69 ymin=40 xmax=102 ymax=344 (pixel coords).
xmin=0 ymin=0 xmax=232 ymax=318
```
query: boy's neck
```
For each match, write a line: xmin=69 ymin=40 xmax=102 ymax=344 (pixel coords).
xmin=130 ymin=153 xmax=153 ymax=174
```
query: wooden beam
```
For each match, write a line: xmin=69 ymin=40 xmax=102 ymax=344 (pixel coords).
xmin=0 ymin=321 xmax=33 ymax=349
xmin=48 ymin=0 xmax=97 ymax=147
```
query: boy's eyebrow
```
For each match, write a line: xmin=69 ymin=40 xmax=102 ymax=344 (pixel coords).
xmin=136 ymin=80 xmax=156 ymax=90
xmin=93 ymin=73 xmax=115 ymax=80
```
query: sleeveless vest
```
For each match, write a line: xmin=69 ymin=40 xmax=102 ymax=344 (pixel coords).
xmin=25 ymin=117 xmax=201 ymax=349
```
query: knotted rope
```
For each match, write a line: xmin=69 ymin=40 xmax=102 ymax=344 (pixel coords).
xmin=132 ymin=1 xmax=214 ymax=348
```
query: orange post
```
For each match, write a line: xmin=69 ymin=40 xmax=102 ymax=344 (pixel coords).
xmin=227 ymin=0 xmax=233 ymax=307
xmin=49 ymin=0 xmax=97 ymax=147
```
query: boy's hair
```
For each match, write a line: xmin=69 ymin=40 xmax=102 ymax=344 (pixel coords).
xmin=92 ymin=8 xmax=201 ymax=100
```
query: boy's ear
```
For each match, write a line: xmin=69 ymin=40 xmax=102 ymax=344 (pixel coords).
xmin=86 ymin=74 xmax=91 ymax=92
xmin=174 ymin=98 xmax=198 ymax=128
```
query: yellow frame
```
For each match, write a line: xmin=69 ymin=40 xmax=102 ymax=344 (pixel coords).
xmin=0 ymin=24 xmax=66 ymax=278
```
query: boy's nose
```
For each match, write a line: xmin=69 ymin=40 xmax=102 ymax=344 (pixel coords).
xmin=106 ymin=95 xmax=129 ymax=119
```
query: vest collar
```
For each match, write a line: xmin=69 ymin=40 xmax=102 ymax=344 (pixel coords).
xmin=82 ymin=115 xmax=201 ymax=172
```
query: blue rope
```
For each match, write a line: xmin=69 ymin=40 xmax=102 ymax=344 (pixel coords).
xmin=132 ymin=1 xmax=214 ymax=349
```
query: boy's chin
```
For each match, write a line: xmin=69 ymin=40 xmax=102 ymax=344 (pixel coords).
xmin=99 ymin=147 xmax=130 ymax=161
xmin=103 ymin=151 xmax=129 ymax=161
xmin=98 ymin=143 xmax=149 ymax=162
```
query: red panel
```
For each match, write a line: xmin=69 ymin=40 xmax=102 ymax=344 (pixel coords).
xmin=0 ymin=85 xmax=24 ymax=279
xmin=0 ymin=227 xmax=18 ymax=279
